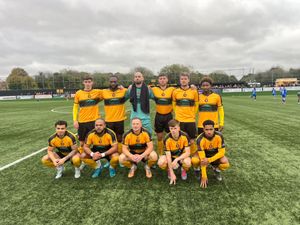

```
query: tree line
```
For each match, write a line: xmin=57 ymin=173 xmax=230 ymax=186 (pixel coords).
xmin=3 ymin=65 xmax=300 ymax=90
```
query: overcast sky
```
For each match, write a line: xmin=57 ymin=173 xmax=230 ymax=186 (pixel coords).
xmin=0 ymin=0 xmax=300 ymax=79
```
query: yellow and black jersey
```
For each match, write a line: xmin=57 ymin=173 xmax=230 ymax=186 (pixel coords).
xmin=85 ymin=128 xmax=117 ymax=153
xmin=198 ymin=91 xmax=224 ymax=128
xmin=48 ymin=131 xmax=77 ymax=156
xmin=196 ymin=131 xmax=225 ymax=163
xmin=122 ymin=128 xmax=152 ymax=154
xmin=102 ymin=88 xmax=127 ymax=122
xmin=74 ymin=89 xmax=102 ymax=123
xmin=172 ymin=87 xmax=198 ymax=122
xmin=164 ymin=131 xmax=190 ymax=158
xmin=152 ymin=86 xmax=175 ymax=114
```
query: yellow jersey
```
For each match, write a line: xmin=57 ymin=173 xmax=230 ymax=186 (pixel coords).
xmin=123 ymin=128 xmax=152 ymax=154
xmin=151 ymin=86 xmax=175 ymax=114
xmin=74 ymin=89 xmax=102 ymax=123
xmin=48 ymin=131 xmax=77 ymax=156
xmin=85 ymin=128 xmax=117 ymax=153
xmin=172 ymin=87 xmax=198 ymax=122
xmin=198 ymin=91 xmax=224 ymax=128
xmin=196 ymin=131 xmax=225 ymax=163
xmin=102 ymin=88 xmax=127 ymax=122
xmin=164 ymin=131 xmax=190 ymax=158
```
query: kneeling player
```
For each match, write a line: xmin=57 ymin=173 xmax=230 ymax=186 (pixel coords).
xmin=158 ymin=119 xmax=191 ymax=184
xmin=82 ymin=118 xmax=119 ymax=178
xmin=41 ymin=120 xmax=81 ymax=179
xmin=192 ymin=120 xmax=230 ymax=188
xmin=119 ymin=117 xmax=158 ymax=178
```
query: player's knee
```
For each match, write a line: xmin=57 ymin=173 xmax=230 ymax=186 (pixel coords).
xmin=110 ymin=155 xmax=119 ymax=168
xmin=191 ymin=157 xmax=200 ymax=167
xmin=41 ymin=156 xmax=54 ymax=168
xmin=72 ymin=156 xmax=81 ymax=167
xmin=149 ymin=151 xmax=158 ymax=161
xmin=183 ymin=158 xmax=191 ymax=170
xmin=219 ymin=163 xmax=230 ymax=171
xmin=119 ymin=153 xmax=126 ymax=163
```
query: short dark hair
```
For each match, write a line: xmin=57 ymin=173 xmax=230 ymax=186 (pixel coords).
xmin=180 ymin=72 xmax=190 ymax=79
xmin=158 ymin=73 xmax=168 ymax=78
xmin=82 ymin=75 xmax=93 ymax=81
xmin=110 ymin=74 xmax=118 ymax=80
xmin=168 ymin=119 xmax=180 ymax=127
xmin=95 ymin=118 xmax=106 ymax=124
xmin=55 ymin=120 xmax=68 ymax=127
xmin=203 ymin=120 xmax=215 ymax=127
xmin=200 ymin=76 xmax=213 ymax=85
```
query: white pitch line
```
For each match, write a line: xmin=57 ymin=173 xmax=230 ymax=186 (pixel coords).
xmin=0 ymin=147 xmax=47 ymax=171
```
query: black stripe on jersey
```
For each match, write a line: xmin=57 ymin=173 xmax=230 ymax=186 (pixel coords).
xmin=104 ymin=97 xmax=125 ymax=106
xmin=129 ymin=143 xmax=147 ymax=150
xmin=199 ymin=104 xmax=218 ymax=112
xmin=56 ymin=146 xmax=72 ymax=152
xmin=92 ymin=145 xmax=111 ymax=152
xmin=196 ymin=133 xmax=205 ymax=150
xmin=154 ymin=97 xmax=172 ymax=105
xmin=65 ymin=131 xmax=77 ymax=144
xmin=106 ymin=128 xmax=117 ymax=143
xmin=79 ymin=98 xmax=100 ymax=107
xmin=215 ymin=131 xmax=225 ymax=148
xmin=142 ymin=128 xmax=152 ymax=140
xmin=48 ymin=133 xmax=57 ymax=146
xmin=205 ymin=148 xmax=219 ymax=158
xmin=176 ymin=99 xmax=195 ymax=106
xmin=170 ymin=149 xmax=183 ymax=157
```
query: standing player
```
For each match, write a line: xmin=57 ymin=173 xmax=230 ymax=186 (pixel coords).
xmin=192 ymin=120 xmax=230 ymax=188
xmin=151 ymin=74 xmax=175 ymax=155
xmin=126 ymin=72 xmax=153 ymax=135
xmin=82 ymin=119 xmax=119 ymax=178
xmin=172 ymin=72 xmax=198 ymax=155
xmin=197 ymin=77 xmax=224 ymax=135
xmin=73 ymin=76 xmax=102 ymax=154
xmin=102 ymin=75 xmax=128 ymax=154
xmin=297 ymin=91 xmax=300 ymax=104
xmin=196 ymin=77 xmax=224 ymax=177
xmin=157 ymin=119 xmax=191 ymax=184
xmin=41 ymin=120 xmax=81 ymax=179
xmin=281 ymin=86 xmax=287 ymax=104
xmin=119 ymin=118 xmax=158 ymax=178
xmin=251 ymin=87 xmax=257 ymax=100
xmin=272 ymin=87 xmax=276 ymax=98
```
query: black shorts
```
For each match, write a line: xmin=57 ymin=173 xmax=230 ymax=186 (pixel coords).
xmin=55 ymin=152 xmax=70 ymax=162
xmin=205 ymin=150 xmax=221 ymax=166
xmin=198 ymin=128 xmax=219 ymax=135
xmin=180 ymin=122 xmax=196 ymax=139
xmin=78 ymin=121 xmax=95 ymax=141
xmin=106 ymin=121 xmax=124 ymax=136
xmin=154 ymin=112 xmax=173 ymax=133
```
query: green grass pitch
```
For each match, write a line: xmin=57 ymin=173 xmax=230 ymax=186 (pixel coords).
xmin=0 ymin=96 xmax=299 ymax=225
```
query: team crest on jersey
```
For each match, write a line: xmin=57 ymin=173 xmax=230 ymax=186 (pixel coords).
xmin=176 ymin=143 xmax=179 ymax=149
xmin=161 ymin=92 xmax=165 ymax=96
xmin=136 ymin=137 xmax=140 ymax=143
xmin=88 ymin=93 xmax=91 ymax=98
xmin=99 ymin=139 xmax=102 ymax=144
xmin=61 ymin=141 xmax=64 ymax=146
xmin=112 ymin=93 xmax=116 ymax=97
xmin=205 ymin=98 xmax=208 ymax=102
xmin=183 ymin=93 xmax=187 ymax=97
xmin=209 ymin=143 xmax=213 ymax=149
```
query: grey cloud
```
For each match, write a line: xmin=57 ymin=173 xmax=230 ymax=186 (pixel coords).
xmin=0 ymin=0 xmax=300 ymax=79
